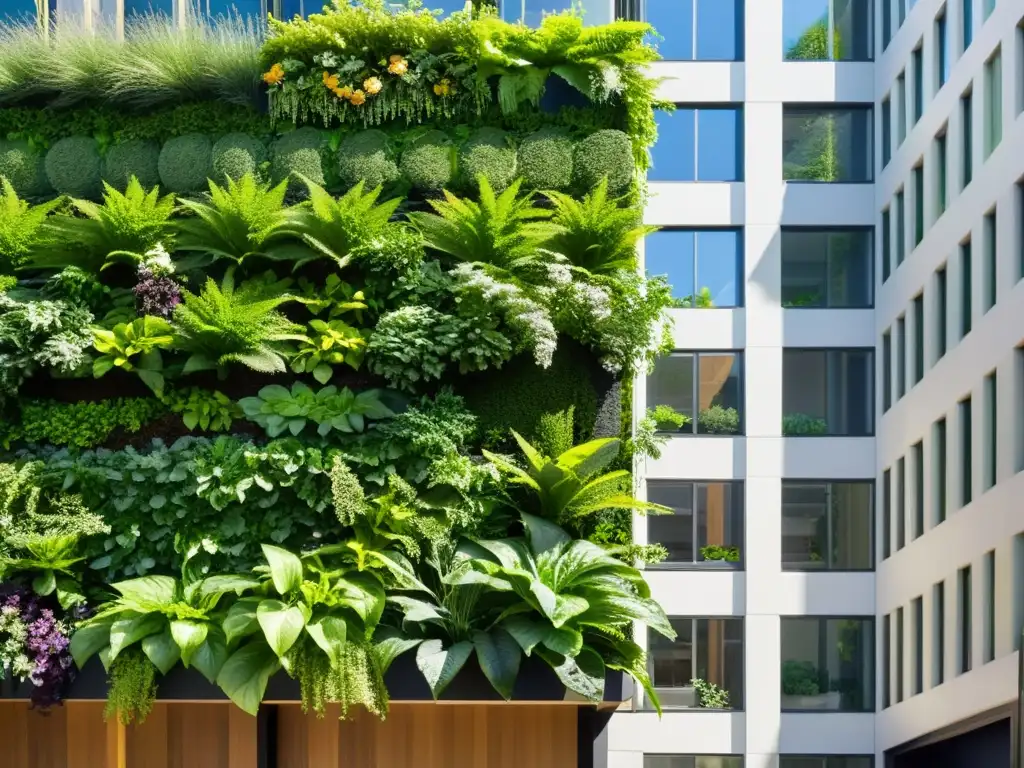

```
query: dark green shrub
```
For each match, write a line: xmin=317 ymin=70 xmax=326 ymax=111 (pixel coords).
xmin=270 ymin=127 xmax=325 ymax=188
xmin=102 ymin=140 xmax=161 ymax=190
xmin=458 ymin=127 xmax=516 ymax=192
xmin=572 ymin=129 xmax=634 ymax=193
xmin=212 ymin=133 xmax=267 ymax=182
xmin=336 ymin=130 xmax=399 ymax=190
xmin=459 ymin=340 xmax=597 ymax=451
xmin=157 ymin=133 xmax=213 ymax=194
xmin=517 ymin=127 xmax=573 ymax=190
xmin=399 ymin=130 xmax=453 ymax=192
xmin=0 ymin=140 xmax=50 ymax=197
xmin=45 ymin=136 xmax=102 ymax=198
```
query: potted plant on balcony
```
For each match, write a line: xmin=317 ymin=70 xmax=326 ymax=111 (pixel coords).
xmin=780 ymin=660 xmax=841 ymax=710
xmin=698 ymin=545 xmax=740 ymax=567
xmin=697 ymin=405 xmax=740 ymax=435
xmin=782 ymin=413 xmax=828 ymax=435
xmin=691 ymin=677 xmax=730 ymax=709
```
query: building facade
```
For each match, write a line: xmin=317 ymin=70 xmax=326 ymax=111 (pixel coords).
xmin=616 ymin=0 xmax=1024 ymax=767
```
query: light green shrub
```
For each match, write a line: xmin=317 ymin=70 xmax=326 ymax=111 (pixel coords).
xmin=45 ymin=136 xmax=102 ymax=198
xmin=0 ymin=140 xmax=50 ymax=198
xmin=270 ymin=126 xmax=324 ymax=188
xmin=212 ymin=133 xmax=267 ymax=182
xmin=157 ymin=133 xmax=213 ymax=194
xmin=458 ymin=127 xmax=516 ymax=192
xmin=572 ymin=129 xmax=634 ymax=193
xmin=336 ymin=130 xmax=399 ymax=191
xmin=517 ymin=127 xmax=574 ymax=190
xmin=399 ymin=130 xmax=453 ymax=192
xmin=102 ymin=140 xmax=162 ymax=190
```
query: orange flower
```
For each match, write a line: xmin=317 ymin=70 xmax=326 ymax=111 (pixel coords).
xmin=387 ymin=54 xmax=408 ymax=75
xmin=349 ymin=89 xmax=366 ymax=105
xmin=363 ymin=76 xmax=383 ymax=95
xmin=433 ymin=78 xmax=451 ymax=96
xmin=262 ymin=63 xmax=285 ymax=86
xmin=322 ymin=71 xmax=340 ymax=90
xmin=336 ymin=85 xmax=353 ymax=99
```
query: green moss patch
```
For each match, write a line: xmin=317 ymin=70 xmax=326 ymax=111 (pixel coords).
xmin=158 ymin=133 xmax=213 ymax=194
xmin=399 ymin=130 xmax=454 ymax=192
xmin=0 ymin=140 xmax=50 ymax=198
xmin=458 ymin=128 xmax=516 ymax=192
xmin=337 ymin=130 xmax=400 ymax=191
xmin=45 ymin=136 xmax=102 ymax=198
xmin=270 ymin=127 xmax=325 ymax=189
xmin=212 ymin=133 xmax=268 ymax=182
xmin=572 ymin=129 xmax=633 ymax=193
xmin=517 ymin=127 xmax=574 ymax=190
xmin=102 ymin=140 xmax=162 ymax=190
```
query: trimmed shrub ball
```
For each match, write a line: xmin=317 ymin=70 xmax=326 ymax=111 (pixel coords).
xmin=399 ymin=130 xmax=453 ymax=192
xmin=517 ymin=127 xmax=574 ymax=190
xmin=0 ymin=140 xmax=50 ymax=197
xmin=212 ymin=133 xmax=268 ymax=182
xmin=45 ymin=136 xmax=102 ymax=199
xmin=102 ymin=140 xmax=161 ymax=190
xmin=337 ymin=130 xmax=399 ymax=191
xmin=572 ymin=129 xmax=634 ymax=194
xmin=458 ymin=127 xmax=516 ymax=192
xmin=270 ymin=127 xmax=325 ymax=189
xmin=158 ymin=133 xmax=213 ymax=194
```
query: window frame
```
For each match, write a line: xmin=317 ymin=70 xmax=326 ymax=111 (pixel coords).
xmin=780 ymin=226 xmax=875 ymax=309
xmin=644 ymin=756 xmax=746 ymax=768
xmin=781 ymin=103 xmax=876 ymax=184
xmin=645 ymin=480 xmax=746 ymax=571
xmin=781 ymin=479 xmax=875 ymax=573
xmin=646 ymin=617 xmax=746 ymax=711
xmin=779 ymin=759 xmax=875 ymax=768
xmin=781 ymin=0 xmax=874 ymax=62
xmin=781 ymin=347 xmax=876 ymax=437
xmin=645 ymin=227 xmax=745 ymax=309
xmin=634 ymin=0 xmax=745 ymax=62
xmin=651 ymin=105 xmax=745 ymax=183
xmin=780 ymin=615 xmax=877 ymax=713
xmin=648 ymin=350 xmax=746 ymax=436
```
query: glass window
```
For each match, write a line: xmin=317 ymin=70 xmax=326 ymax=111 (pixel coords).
xmin=0 ymin=0 xmax=38 ymax=20
xmin=882 ymin=613 xmax=891 ymax=708
xmin=913 ymin=164 xmax=924 ymax=246
xmin=913 ymin=47 xmax=924 ymax=123
xmin=962 ymin=90 xmax=973 ymax=187
xmin=937 ymin=10 xmax=949 ymax=89
xmin=647 ymin=481 xmax=744 ymax=568
xmin=936 ymin=130 xmax=948 ymax=216
xmin=982 ymin=0 xmax=995 ymax=19
xmin=781 ymin=229 xmax=873 ymax=308
xmin=780 ymin=758 xmax=873 ymax=768
xmin=984 ymin=210 xmax=996 ymax=311
xmin=503 ymin=0 xmax=610 ymax=27
xmin=933 ymin=580 xmax=945 ymax=684
xmin=882 ymin=0 xmax=892 ymax=48
xmin=912 ymin=440 xmax=924 ymax=538
xmin=782 ymin=481 xmax=873 ymax=570
xmin=895 ymin=606 xmax=904 ymax=702
xmin=881 ymin=96 xmax=892 ymax=167
xmin=936 ymin=264 xmax=947 ymax=360
xmin=882 ymin=330 xmax=892 ymax=412
xmin=912 ymin=596 xmax=923 ymax=694
xmin=782 ymin=0 xmax=872 ymax=61
xmin=984 ymin=50 xmax=1003 ymax=158
xmin=643 ymin=0 xmax=744 ymax=61
xmin=896 ymin=456 xmax=905 ymax=549
xmin=651 ymin=107 xmax=744 ymax=182
xmin=912 ymin=293 xmax=924 ymax=384
xmin=647 ymin=352 xmax=744 ymax=435
xmin=962 ymin=0 xmax=972 ymax=51
xmin=881 ymin=208 xmax=891 ymax=281
xmin=984 ymin=371 xmax=997 ymax=489
xmin=958 ymin=565 xmax=972 ymax=673
xmin=882 ymin=468 xmax=892 ymax=559
xmin=202 ymin=0 xmax=263 ymax=20
xmin=782 ymin=106 xmax=873 ymax=182
xmin=782 ymin=349 xmax=873 ymax=436
xmin=895 ymin=189 xmax=905 ymax=266
xmin=959 ymin=396 xmax=972 ymax=506
xmin=897 ymin=72 xmax=907 ymax=145
xmin=983 ymin=549 xmax=995 ymax=661
xmin=648 ymin=618 xmax=745 ymax=710
xmin=781 ymin=617 xmax=874 ymax=712
xmin=646 ymin=758 xmax=744 ymax=768
xmin=960 ymin=238 xmax=972 ymax=337
xmin=934 ymin=417 xmax=947 ymax=524
xmin=895 ymin=315 xmax=906 ymax=398
xmin=645 ymin=230 xmax=743 ymax=308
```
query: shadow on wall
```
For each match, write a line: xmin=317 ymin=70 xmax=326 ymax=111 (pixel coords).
xmin=888 ymin=717 xmax=1011 ymax=768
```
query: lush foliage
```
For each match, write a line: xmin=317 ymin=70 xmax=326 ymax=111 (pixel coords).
xmin=0 ymin=0 xmax=675 ymax=719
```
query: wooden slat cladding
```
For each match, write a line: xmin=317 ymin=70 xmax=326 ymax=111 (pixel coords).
xmin=278 ymin=703 xmax=578 ymax=768
xmin=0 ymin=703 xmax=118 ymax=768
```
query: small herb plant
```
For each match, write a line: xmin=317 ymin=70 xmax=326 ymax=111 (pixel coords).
xmin=781 ymin=660 xmax=821 ymax=696
xmin=690 ymin=677 xmax=731 ymax=709
xmin=697 ymin=405 xmax=740 ymax=435
xmin=699 ymin=545 xmax=740 ymax=563
xmin=92 ymin=316 xmax=175 ymax=396
xmin=782 ymin=413 xmax=828 ymax=435
xmin=239 ymin=382 xmax=398 ymax=438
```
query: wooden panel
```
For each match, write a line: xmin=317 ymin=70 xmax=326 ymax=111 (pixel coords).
xmin=0 ymin=702 xmax=115 ymax=768
xmin=277 ymin=703 xmax=578 ymax=768
xmin=0 ymin=702 xmax=30 ymax=767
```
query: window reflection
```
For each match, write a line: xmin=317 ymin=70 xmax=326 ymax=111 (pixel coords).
xmin=781 ymin=617 xmax=874 ymax=712
xmin=651 ymin=107 xmax=743 ymax=182
xmin=645 ymin=229 xmax=743 ymax=308
xmin=647 ymin=618 xmax=744 ymax=709
xmin=781 ymin=228 xmax=873 ymax=308
xmin=782 ymin=349 xmax=873 ymax=436
xmin=783 ymin=0 xmax=872 ymax=61
xmin=782 ymin=106 xmax=873 ymax=182
xmin=647 ymin=352 xmax=744 ymax=435
xmin=647 ymin=481 xmax=744 ymax=567
xmin=781 ymin=482 xmax=872 ymax=570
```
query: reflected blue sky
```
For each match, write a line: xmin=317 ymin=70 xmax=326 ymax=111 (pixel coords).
xmin=0 ymin=0 xmax=35 ymax=20
xmin=645 ymin=229 xmax=743 ymax=307
xmin=650 ymin=108 xmax=743 ymax=182
xmin=644 ymin=0 xmax=742 ymax=61
xmin=782 ymin=0 xmax=828 ymax=52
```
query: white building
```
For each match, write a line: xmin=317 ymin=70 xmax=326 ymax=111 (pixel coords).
xmin=611 ymin=1 xmax=1024 ymax=767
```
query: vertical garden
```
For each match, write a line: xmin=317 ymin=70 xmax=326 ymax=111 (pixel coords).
xmin=0 ymin=0 xmax=677 ymax=725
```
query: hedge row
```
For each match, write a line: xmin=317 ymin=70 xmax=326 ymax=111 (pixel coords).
xmin=0 ymin=126 xmax=634 ymax=199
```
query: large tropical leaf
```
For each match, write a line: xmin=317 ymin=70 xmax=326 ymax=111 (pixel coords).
xmin=472 ymin=629 xmax=521 ymax=699
xmin=216 ymin=640 xmax=281 ymax=715
xmin=416 ymin=639 xmax=473 ymax=698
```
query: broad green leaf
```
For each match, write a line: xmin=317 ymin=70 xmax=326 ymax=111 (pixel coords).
xmin=373 ymin=635 xmax=422 ymax=674
xmin=261 ymin=544 xmax=303 ymax=594
xmin=111 ymin=575 xmax=178 ymax=611
xmin=256 ymin=599 xmax=306 ymax=657
xmin=520 ymin=513 xmax=570 ymax=555
xmin=192 ymin=630 xmax=229 ymax=684
xmin=196 ymin=575 xmax=261 ymax=601
xmin=501 ymin=615 xmax=549 ymax=657
xmin=555 ymin=438 xmax=619 ymax=478
xmin=142 ymin=628 xmax=181 ymax=674
xmin=170 ymin=619 xmax=209 ymax=667
xmin=473 ymin=629 xmax=521 ymax=700
xmin=542 ymin=626 xmax=583 ymax=657
xmin=32 ymin=570 xmax=56 ymax=596
xmin=416 ymin=639 xmax=473 ymax=699
xmin=304 ymin=615 xmax=347 ymax=668
xmin=388 ymin=596 xmax=447 ymax=626
xmin=109 ymin=614 xmax=166 ymax=660
xmin=510 ymin=430 xmax=546 ymax=471
xmin=223 ymin=598 xmax=261 ymax=646
xmin=536 ymin=646 xmax=605 ymax=701
xmin=333 ymin=573 xmax=385 ymax=631
xmin=217 ymin=641 xmax=281 ymax=716
xmin=56 ymin=577 xmax=86 ymax=609
xmin=70 ymin=619 xmax=114 ymax=668
xmin=442 ymin=568 xmax=514 ymax=592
